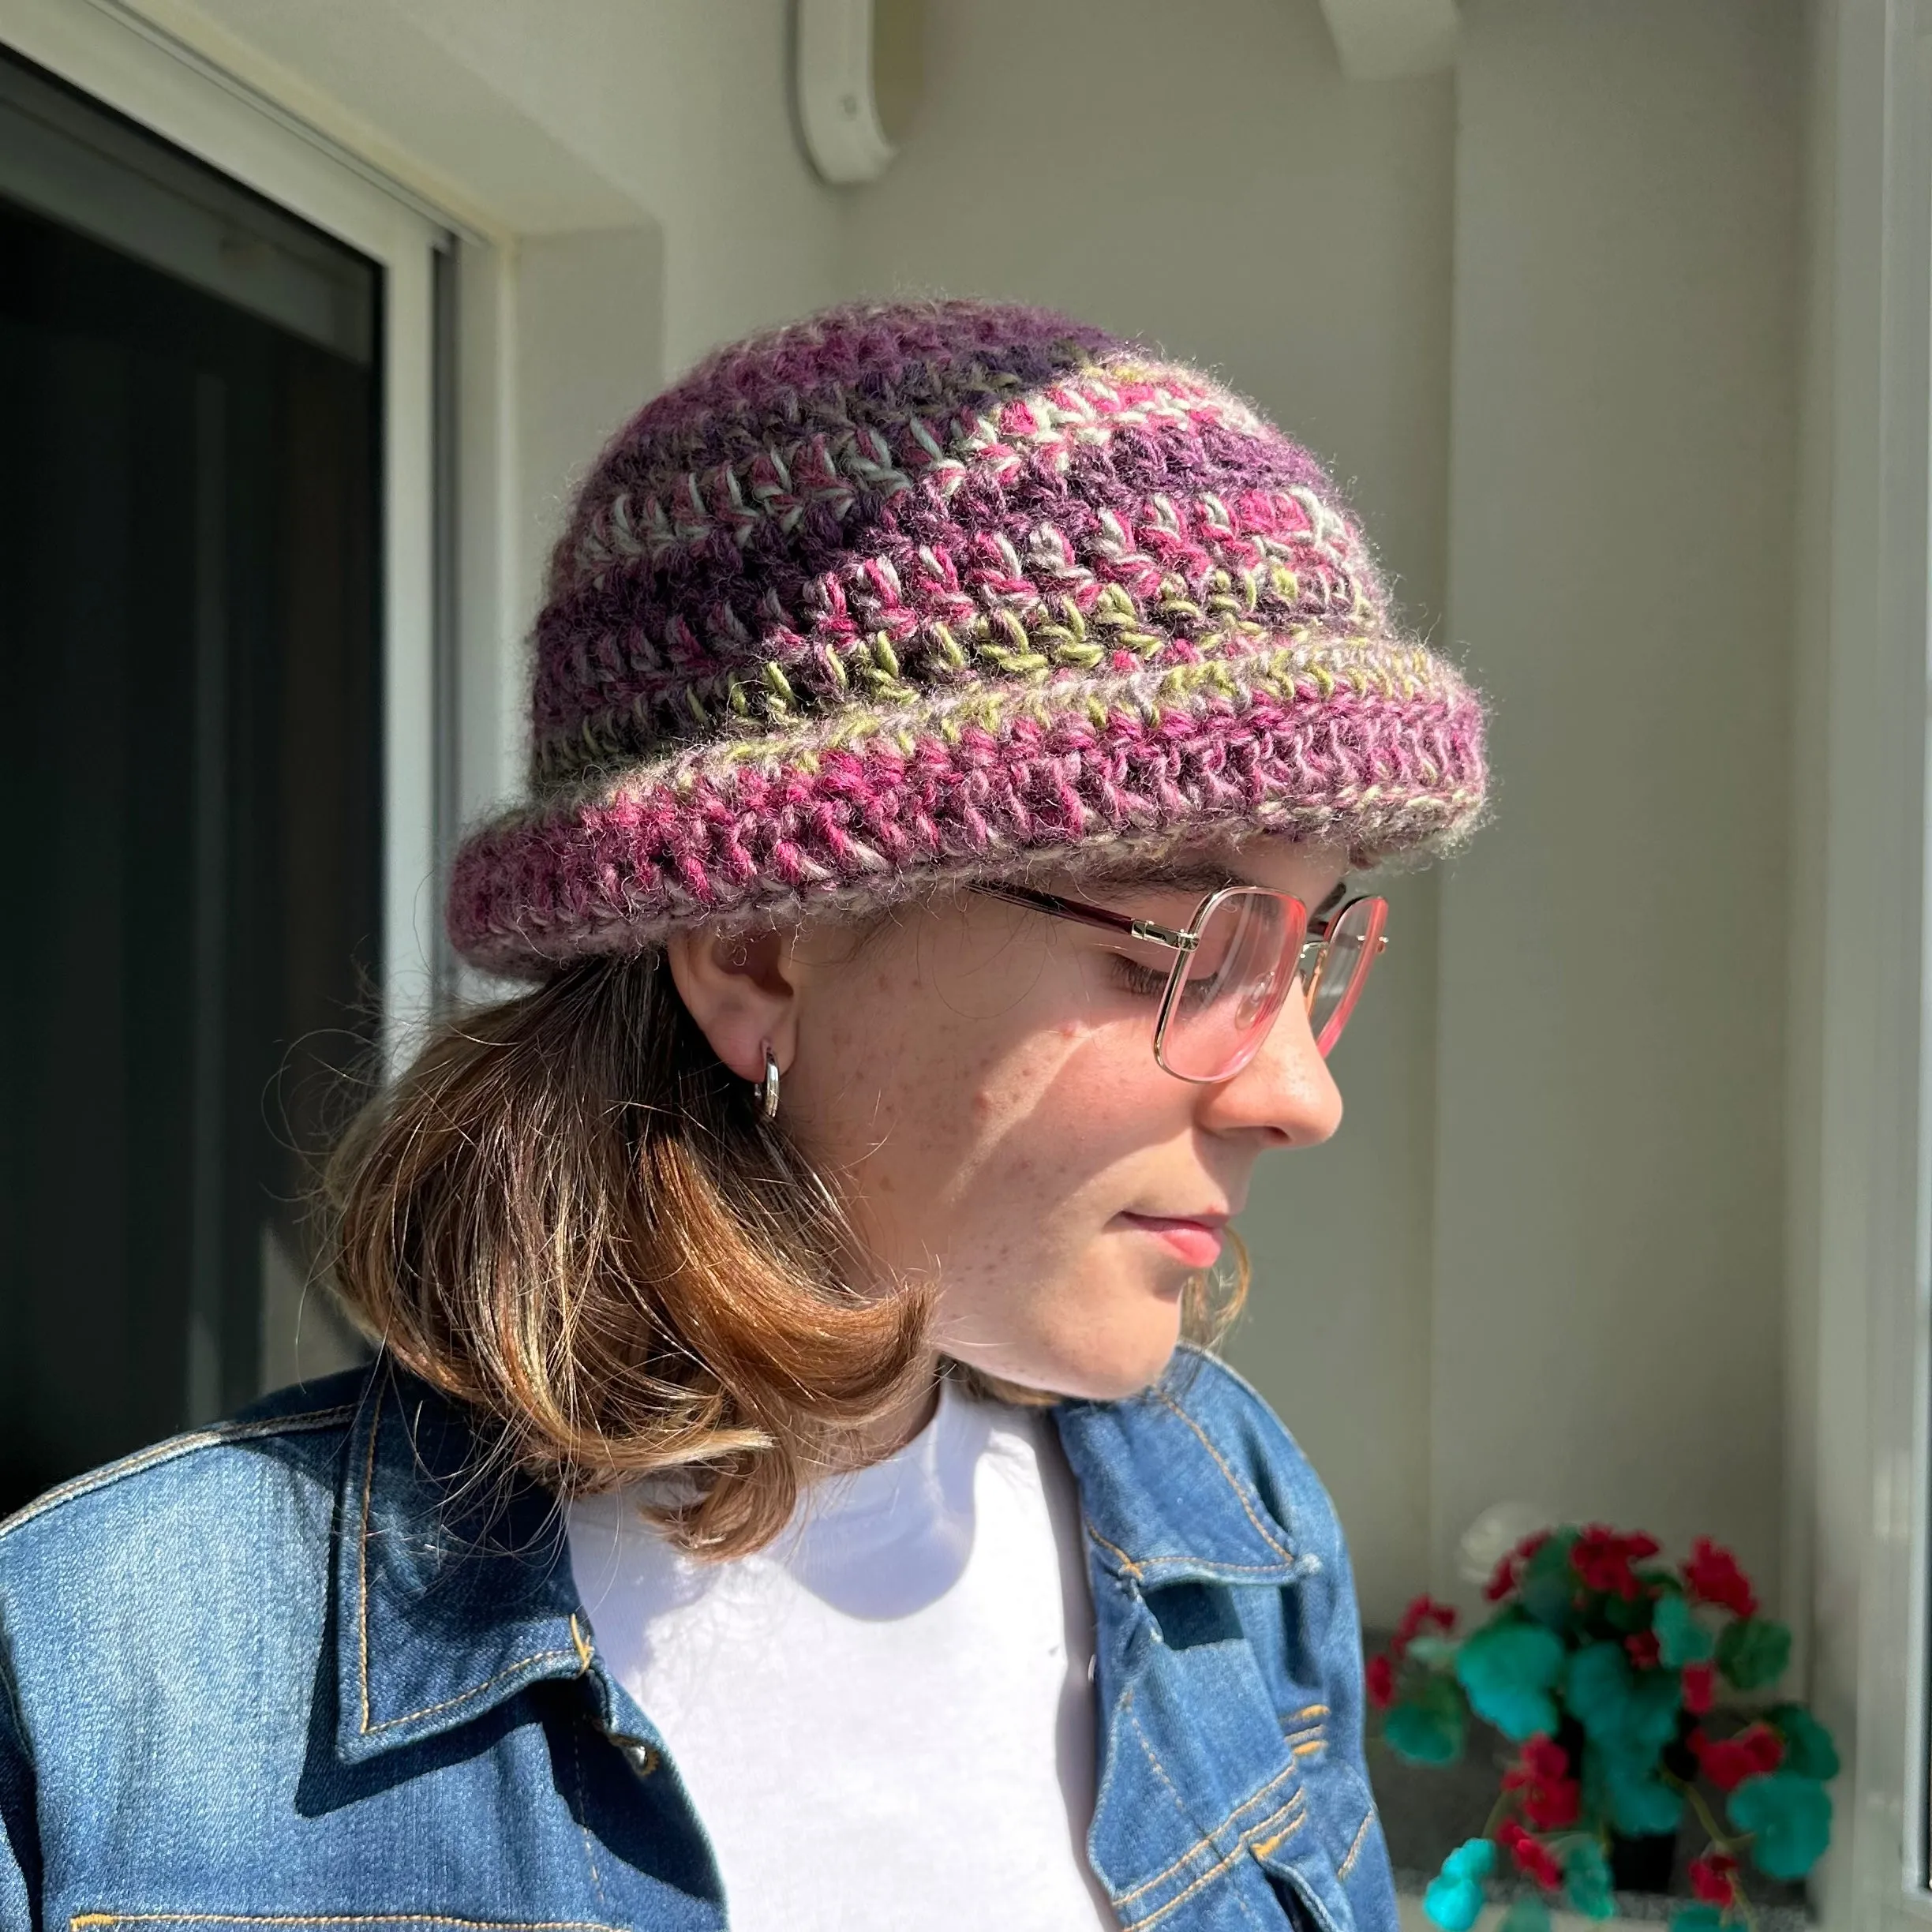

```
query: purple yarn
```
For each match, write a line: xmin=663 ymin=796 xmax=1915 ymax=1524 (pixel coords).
xmin=448 ymin=298 xmax=1485 ymax=975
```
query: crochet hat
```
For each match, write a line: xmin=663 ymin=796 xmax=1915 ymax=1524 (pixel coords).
xmin=447 ymin=298 xmax=1485 ymax=977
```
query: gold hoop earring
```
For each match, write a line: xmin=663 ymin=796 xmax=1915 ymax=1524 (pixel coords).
xmin=754 ymin=1041 xmax=781 ymax=1122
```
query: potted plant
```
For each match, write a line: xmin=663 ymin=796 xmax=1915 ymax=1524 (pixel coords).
xmin=1369 ymin=1526 xmax=1837 ymax=1931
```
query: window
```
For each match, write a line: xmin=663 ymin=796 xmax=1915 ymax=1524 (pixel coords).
xmin=0 ymin=14 xmax=448 ymax=1512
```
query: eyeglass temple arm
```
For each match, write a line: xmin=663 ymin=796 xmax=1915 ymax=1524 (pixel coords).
xmin=973 ymin=882 xmax=1194 ymax=950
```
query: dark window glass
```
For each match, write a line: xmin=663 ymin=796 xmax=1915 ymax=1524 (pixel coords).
xmin=0 ymin=52 xmax=382 ymax=1515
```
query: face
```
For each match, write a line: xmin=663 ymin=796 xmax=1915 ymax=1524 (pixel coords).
xmin=668 ymin=837 xmax=1350 ymax=1405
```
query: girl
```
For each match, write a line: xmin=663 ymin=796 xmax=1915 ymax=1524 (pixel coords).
xmin=0 ymin=299 xmax=1485 ymax=1931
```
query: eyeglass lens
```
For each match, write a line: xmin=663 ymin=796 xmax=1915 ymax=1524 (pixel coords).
xmin=1155 ymin=890 xmax=1389 ymax=1081
xmin=1305 ymin=897 xmax=1388 ymax=1056
xmin=1156 ymin=889 xmax=1307 ymax=1082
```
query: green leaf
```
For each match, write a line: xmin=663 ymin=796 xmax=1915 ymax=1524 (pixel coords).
xmin=1456 ymin=1616 xmax=1567 ymax=1740
xmin=1567 ymin=1642 xmax=1682 ymax=1758
xmin=1717 ymin=1617 xmax=1792 ymax=1692
xmin=1669 ymin=1908 xmax=1725 ymax=1932
xmin=1729 ymin=1770 xmax=1832 ymax=1880
xmin=1604 ymin=1757 xmax=1686 ymax=1836
xmin=1767 ymin=1703 xmax=1840 ymax=1783
xmin=1423 ymin=1875 xmax=1484 ymax=1931
xmin=1425 ymin=1839 xmax=1498 ymax=1932
xmin=1406 ymin=1633 xmax=1460 ymax=1669
xmin=1518 ymin=1529 xmax=1582 ymax=1630
xmin=1385 ymin=1674 xmax=1467 ymax=1765
xmin=1653 ymin=1592 xmax=1717 ymax=1668
xmin=1500 ymin=1900 xmax=1553 ymax=1932
xmin=1564 ymin=1839 xmax=1616 ymax=1921
xmin=1601 ymin=1589 xmax=1652 ymax=1634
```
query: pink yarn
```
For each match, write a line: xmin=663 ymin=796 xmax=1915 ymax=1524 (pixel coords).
xmin=448 ymin=300 xmax=1485 ymax=975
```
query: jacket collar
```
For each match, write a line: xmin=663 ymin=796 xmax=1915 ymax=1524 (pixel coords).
xmin=331 ymin=1361 xmax=594 ymax=1765
xmin=1052 ymin=1351 xmax=1315 ymax=1588
xmin=330 ymin=1347 xmax=1305 ymax=1764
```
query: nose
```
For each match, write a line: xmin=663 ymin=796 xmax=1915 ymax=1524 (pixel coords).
xmin=1195 ymin=992 xmax=1345 ymax=1148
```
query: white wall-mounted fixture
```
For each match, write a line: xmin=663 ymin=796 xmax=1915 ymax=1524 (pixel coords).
xmin=795 ymin=0 xmax=923 ymax=186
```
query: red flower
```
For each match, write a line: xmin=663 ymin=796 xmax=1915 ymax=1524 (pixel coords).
xmin=1367 ymin=1653 xmax=1396 ymax=1709
xmin=1514 ymin=1735 xmax=1571 ymax=1785
xmin=1372 ymin=1593 xmax=1455 ymax=1709
xmin=1692 ymin=1722 xmax=1784 ymax=1792
xmin=1503 ymin=1734 xmax=1582 ymax=1830
xmin=1690 ymin=1853 xmax=1740 ymax=1905
xmin=1485 ymin=1529 xmax=1552 ymax=1602
xmin=1395 ymin=1594 xmax=1458 ymax=1647
xmin=1683 ymin=1537 xmax=1758 ymax=1619
xmin=1682 ymin=1661 xmax=1717 ymax=1714
xmin=1625 ymin=1630 xmax=1662 ymax=1670
xmin=1572 ymin=1524 xmax=1662 ymax=1600
xmin=1524 ymin=1775 xmax=1582 ymax=1832
xmin=1500 ymin=1821 xmax=1563 ymax=1891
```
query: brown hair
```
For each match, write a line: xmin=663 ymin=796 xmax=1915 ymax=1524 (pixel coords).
xmin=323 ymin=946 xmax=1246 ymax=1559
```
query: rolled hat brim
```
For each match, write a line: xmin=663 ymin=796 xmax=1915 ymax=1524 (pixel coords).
xmin=447 ymin=631 xmax=1485 ymax=979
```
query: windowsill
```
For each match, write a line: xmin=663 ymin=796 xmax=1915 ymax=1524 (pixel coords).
xmin=1394 ymin=1896 xmax=1807 ymax=1932
xmin=1391 ymin=1874 xmax=1809 ymax=1932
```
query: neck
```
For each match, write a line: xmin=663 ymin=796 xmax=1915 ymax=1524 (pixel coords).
xmin=845 ymin=1367 xmax=943 ymax=1468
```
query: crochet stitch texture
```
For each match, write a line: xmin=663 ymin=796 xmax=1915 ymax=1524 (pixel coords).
xmin=448 ymin=298 xmax=1485 ymax=975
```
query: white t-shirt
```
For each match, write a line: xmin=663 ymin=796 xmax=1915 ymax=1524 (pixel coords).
xmin=566 ymin=1379 xmax=1118 ymax=1932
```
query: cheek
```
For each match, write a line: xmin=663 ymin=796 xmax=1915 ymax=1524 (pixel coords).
xmin=912 ymin=1023 xmax=1181 ymax=1256
xmin=815 ymin=1002 xmax=1171 ymax=1241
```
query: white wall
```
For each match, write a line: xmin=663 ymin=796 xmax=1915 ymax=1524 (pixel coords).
xmin=838 ymin=0 xmax=1458 ymax=1626
xmin=129 ymin=0 xmax=842 ymax=373
xmin=120 ymin=0 xmax=1811 ymax=1634
xmin=1433 ymin=0 xmax=1801 ymax=1603
xmin=841 ymin=0 xmax=1805 ymax=1627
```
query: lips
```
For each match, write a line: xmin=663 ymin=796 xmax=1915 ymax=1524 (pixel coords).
xmin=1118 ymin=1212 xmax=1227 ymax=1270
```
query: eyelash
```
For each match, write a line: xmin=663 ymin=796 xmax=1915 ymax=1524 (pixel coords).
xmin=1110 ymin=955 xmax=1169 ymax=999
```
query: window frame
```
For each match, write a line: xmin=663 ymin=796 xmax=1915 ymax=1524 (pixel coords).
xmin=1802 ymin=2 xmax=1932 ymax=1926
xmin=1 ymin=0 xmax=454 ymax=1068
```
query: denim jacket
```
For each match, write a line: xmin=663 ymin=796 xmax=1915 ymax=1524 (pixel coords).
xmin=0 ymin=1347 xmax=1395 ymax=1931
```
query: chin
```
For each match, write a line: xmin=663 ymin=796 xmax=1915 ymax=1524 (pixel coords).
xmin=1008 ymin=1308 xmax=1185 ymax=1405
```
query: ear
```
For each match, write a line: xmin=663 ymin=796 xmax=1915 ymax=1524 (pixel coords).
xmin=665 ymin=925 xmax=800 ymax=1084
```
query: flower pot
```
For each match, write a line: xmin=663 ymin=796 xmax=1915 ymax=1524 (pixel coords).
xmin=1608 ymin=1829 xmax=1676 ymax=1894
xmin=1605 ymin=1729 xmax=1698 ymax=1895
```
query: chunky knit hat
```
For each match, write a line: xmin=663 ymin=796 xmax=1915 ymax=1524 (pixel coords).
xmin=448 ymin=299 xmax=1485 ymax=977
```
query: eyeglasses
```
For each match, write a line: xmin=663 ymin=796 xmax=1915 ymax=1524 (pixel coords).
xmin=975 ymin=882 xmax=1389 ymax=1084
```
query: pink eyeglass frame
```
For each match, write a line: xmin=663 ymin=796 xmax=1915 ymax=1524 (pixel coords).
xmin=974 ymin=882 xmax=1388 ymax=1081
